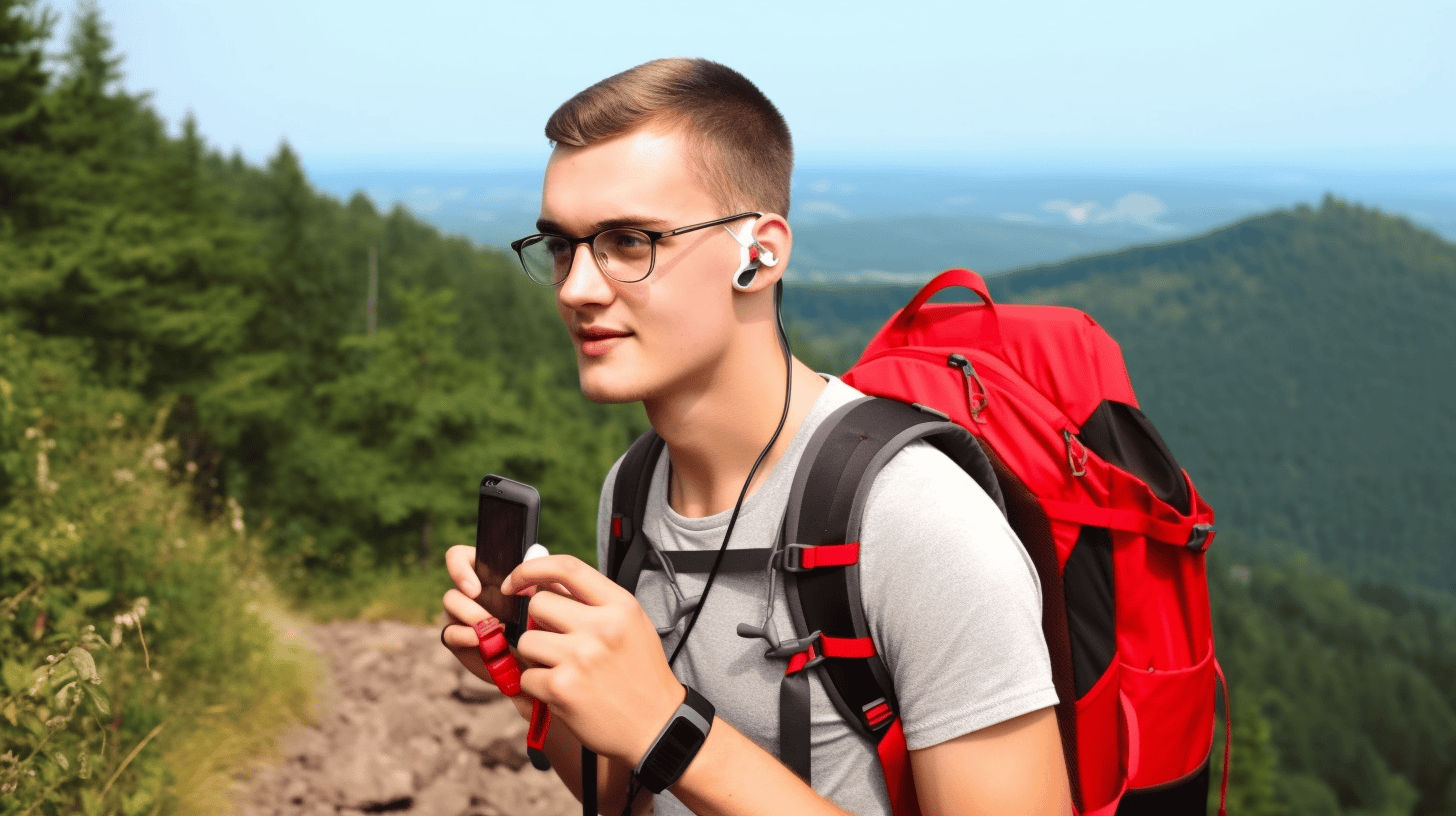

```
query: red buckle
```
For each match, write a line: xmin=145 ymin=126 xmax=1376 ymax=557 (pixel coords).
xmin=863 ymin=699 xmax=894 ymax=729
xmin=784 ymin=634 xmax=876 ymax=675
xmin=783 ymin=542 xmax=860 ymax=572
xmin=474 ymin=619 xmax=522 ymax=697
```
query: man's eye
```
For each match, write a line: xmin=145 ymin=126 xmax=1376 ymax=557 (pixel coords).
xmin=611 ymin=231 xmax=649 ymax=251
xmin=544 ymin=237 xmax=571 ymax=257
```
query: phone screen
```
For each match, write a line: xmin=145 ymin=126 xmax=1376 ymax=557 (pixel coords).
xmin=475 ymin=492 xmax=527 ymax=623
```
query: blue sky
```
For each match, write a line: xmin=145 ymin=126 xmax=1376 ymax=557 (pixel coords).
xmin=100 ymin=0 xmax=1455 ymax=174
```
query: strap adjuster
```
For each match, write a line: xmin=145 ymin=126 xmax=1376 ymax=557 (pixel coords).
xmin=782 ymin=542 xmax=861 ymax=572
xmin=1187 ymin=523 xmax=1216 ymax=553
xmin=768 ymin=629 xmax=823 ymax=660
xmin=778 ymin=631 xmax=827 ymax=674
xmin=610 ymin=513 xmax=631 ymax=542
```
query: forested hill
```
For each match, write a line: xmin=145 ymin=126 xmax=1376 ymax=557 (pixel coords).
xmin=785 ymin=200 xmax=1456 ymax=815
xmin=784 ymin=199 xmax=1456 ymax=592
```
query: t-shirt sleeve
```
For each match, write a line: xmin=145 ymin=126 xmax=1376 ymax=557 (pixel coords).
xmin=858 ymin=442 xmax=1058 ymax=750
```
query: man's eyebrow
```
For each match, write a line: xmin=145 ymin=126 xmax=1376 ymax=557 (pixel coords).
xmin=535 ymin=215 xmax=673 ymax=235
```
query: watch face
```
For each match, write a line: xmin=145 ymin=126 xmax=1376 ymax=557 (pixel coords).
xmin=659 ymin=718 xmax=700 ymax=769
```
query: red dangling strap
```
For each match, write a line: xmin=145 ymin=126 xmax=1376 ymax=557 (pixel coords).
xmin=1216 ymin=660 xmax=1231 ymax=816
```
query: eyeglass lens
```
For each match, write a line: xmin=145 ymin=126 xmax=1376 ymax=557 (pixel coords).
xmin=518 ymin=229 xmax=655 ymax=285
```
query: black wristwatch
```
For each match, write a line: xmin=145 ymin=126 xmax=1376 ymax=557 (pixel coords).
xmin=633 ymin=684 xmax=715 ymax=794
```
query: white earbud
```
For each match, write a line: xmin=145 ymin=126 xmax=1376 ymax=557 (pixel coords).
xmin=726 ymin=220 xmax=778 ymax=291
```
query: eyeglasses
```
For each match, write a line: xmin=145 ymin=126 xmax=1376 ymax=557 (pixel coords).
xmin=510 ymin=212 xmax=761 ymax=286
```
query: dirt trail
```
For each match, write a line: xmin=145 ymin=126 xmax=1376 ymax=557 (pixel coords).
xmin=231 ymin=619 xmax=581 ymax=816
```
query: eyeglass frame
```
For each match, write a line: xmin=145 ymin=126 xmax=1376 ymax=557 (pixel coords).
xmin=510 ymin=211 xmax=762 ymax=286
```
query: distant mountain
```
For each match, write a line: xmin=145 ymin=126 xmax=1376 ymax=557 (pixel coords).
xmin=310 ymin=167 xmax=1456 ymax=284
xmin=787 ymin=217 xmax=1134 ymax=282
xmin=783 ymin=197 xmax=1456 ymax=592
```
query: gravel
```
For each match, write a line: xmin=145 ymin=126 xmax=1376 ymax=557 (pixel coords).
xmin=230 ymin=619 xmax=584 ymax=816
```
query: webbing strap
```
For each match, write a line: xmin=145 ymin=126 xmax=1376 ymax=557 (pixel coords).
xmin=780 ymin=670 xmax=812 ymax=782
xmin=1216 ymin=660 xmax=1231 ymax=816
xmin=1039 ymin=498 xmax=1212 ymax=548
xmin=876 ymin=718 xmax=922 ymax=816
xmin=777 ymin=635 xmax=879 ymax=784
xmin=642 ymin=548 xmax=775 ymax=574
xmin=608 ymin=431 xmax=666 ymax=594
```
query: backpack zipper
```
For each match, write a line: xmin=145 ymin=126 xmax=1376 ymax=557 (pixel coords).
xmin=946 ymin=353 xmax=989 ymax=424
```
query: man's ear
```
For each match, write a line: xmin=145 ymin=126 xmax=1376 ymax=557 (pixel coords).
xmin=734 ymin=212 xmax=792 ymax=294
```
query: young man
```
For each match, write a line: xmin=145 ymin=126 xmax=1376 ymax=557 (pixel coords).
xmin=442 ymin=58 xmax=1069 ymax=816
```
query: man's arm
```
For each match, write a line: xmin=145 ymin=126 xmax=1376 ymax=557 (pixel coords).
xmin=448 ymin=548 xmax=1065 ymax=815
xmin=910 ymin=707 xmax=1071 ymax=816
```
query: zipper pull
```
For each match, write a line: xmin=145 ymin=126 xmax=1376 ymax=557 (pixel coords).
xmin=946 ymin=353 xmax=989 ymax=424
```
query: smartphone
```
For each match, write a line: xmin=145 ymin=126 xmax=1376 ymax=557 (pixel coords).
xmin=474 ymin=474 xmax=539 ymax=646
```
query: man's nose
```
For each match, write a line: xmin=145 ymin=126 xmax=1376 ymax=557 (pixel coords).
xmin=557 ymin=241 xmax=614 ymax=306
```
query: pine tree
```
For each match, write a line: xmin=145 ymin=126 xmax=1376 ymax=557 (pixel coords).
xmin=1213 ymin=693 xmax=1286 ymax=816
xmin=0 ymin=0 xmax=54 ymax=233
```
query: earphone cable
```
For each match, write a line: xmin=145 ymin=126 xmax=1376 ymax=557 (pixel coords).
xmin=622 ymin=281 xmax=793 ymax=816
xmin=666 ymin=280 xmax=791 ymax=667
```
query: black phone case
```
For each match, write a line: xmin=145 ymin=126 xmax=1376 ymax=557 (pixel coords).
xmin=475 ymin=474 xmax=539 ymax=645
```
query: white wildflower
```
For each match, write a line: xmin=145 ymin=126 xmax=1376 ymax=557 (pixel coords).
xmin=185 ymin=461 xmax=197 ymax=475
xmin=36 ymin=450 xmax=58 ymax=494
xmin=108 ymin=413 xmax=125 ymax=429
xmin=24 ymin=427 xmax=39 ymax=440
xmin=113 ymin=469 xmax=135 ymax=483
xmin=228 ymin=497 xmax=245 ymax=536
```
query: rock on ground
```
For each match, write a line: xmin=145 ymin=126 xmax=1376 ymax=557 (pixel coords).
xmin=231 ymin=620 xmax=582 ymax=816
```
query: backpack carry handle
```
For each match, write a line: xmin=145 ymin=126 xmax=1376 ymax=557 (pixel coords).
xmin=890 ymin=268 xmax=1001 ymax=346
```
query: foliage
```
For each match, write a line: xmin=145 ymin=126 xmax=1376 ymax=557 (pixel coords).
xmin=0 ymin=325 xmax=313 ymax=815
xmin=0 ymin=0 xmax=642 ymax=586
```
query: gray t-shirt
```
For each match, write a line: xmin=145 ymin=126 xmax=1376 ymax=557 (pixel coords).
xmin=595 ymin=376 xmax=1056 ymax=815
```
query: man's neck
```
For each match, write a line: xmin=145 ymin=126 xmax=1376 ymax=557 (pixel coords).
xmin=645 ymin=352 xmax=826 ymax=519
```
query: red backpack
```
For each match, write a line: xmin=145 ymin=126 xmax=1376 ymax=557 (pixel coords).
xmin=606 ymin=268 xmax=1227 ymax=815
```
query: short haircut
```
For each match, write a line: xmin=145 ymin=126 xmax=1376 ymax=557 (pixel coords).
xmin=545 ymin=58 xmax=793 ymax=217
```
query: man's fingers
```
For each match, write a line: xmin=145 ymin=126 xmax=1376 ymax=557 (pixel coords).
xmin=442 ymin=587 xmax=488 ymax=631
xmin=514 ymin=629 xmax=569 ymax=675
xmin=502 ymin=554 xmax=619 ymax=606
xmin=524 ymin=587 xmax=593 ymax=634
xmin=446 ymin=544 xmax=481 ymax=597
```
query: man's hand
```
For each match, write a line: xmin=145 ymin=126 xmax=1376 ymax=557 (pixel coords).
xmin=500 ymin=553 xmax=686 ymax=766
xmin=441 ymin=544 xmax=533 ymax=719
xmin=441 ymin=547 xmax=683 ymax=766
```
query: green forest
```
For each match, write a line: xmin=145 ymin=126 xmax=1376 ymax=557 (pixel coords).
xmin=2 ymin=1 xmax=1453 ymax=814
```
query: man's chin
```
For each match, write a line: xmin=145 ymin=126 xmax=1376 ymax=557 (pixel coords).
xmin=577 ymin=373 xmax=643 ymax=405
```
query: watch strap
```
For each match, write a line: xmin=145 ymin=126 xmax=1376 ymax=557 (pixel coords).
xmin=633 ymin=684 xmax=715 ymax=794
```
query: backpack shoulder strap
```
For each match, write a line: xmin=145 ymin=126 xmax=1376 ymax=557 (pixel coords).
xmin=606 ymin=430 xmax=666 ymax=592
xmin=776 ymin=396 xmax=1002 ymax=803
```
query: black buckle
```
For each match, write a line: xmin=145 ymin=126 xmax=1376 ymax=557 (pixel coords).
xmin=766 ymin=630 xmax=824 ymax=669
xmin=781 ymin=542 xmax=811 ymax=572
xmin=1186 ymin=523 xmax=1216 ymax=553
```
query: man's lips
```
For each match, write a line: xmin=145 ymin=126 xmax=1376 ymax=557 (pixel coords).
xmin=575 ymin=326 xmax=631 ymax=341
xmin=574 ymin=326 xmax=631 ymax=357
